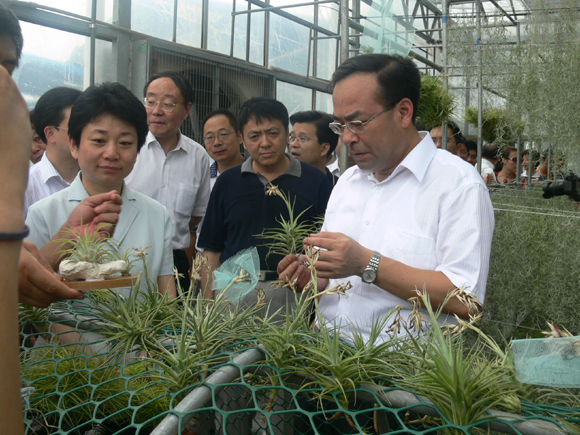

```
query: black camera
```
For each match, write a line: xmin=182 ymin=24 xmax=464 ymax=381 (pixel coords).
xmin=542 ymin=172 xmax=580 ymax=201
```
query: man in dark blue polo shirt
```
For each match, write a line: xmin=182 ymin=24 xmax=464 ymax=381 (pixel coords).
xmin=198 ymin=97 xmax=332 ymax=315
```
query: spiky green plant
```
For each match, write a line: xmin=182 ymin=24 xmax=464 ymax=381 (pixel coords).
xmin=387 ymin=290 xmax=525 ymax=435
xmin=255 ymin=184 xmax=322 ymax=260
xmin=465 ymin=106 xmax=525 ymax=146
xmin=54 ymin=224 xmax=119 ymax=264
xmin=416 ymin=74 xmax=457 ymax=130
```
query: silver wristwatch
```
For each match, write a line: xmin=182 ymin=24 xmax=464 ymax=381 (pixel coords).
xmin=361 ymin=251 xmax=381 ymax=284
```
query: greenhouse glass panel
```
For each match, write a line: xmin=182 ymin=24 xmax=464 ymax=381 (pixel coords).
xmin=277 ymin=81 xmax=312 ymax=116
xmin=132 ymin=0 xmax=174 ymax=41
xmin=315 ymin=91 xmax=333 ymax=113
xmin=13 ymin=0 xmax=113 ymax=22
xmin=316 ymin=1 xmax=338 ymax=79
xmin=176 ymin=0 xmax=203 ymax=48
xmin=14 ymin=22 xmax=112 ymax=109
xmin=232 ymin=0 xmax=248 ymax=60
xmin=208 ymin=0 xmax=234 ymax=55
xmin=249 ymin=3 xmax=265 ymax=65
xmin=269 ymin=16 xmax=309 ymax=75
xmin=270 ymin=0 xmax=314 ymax=23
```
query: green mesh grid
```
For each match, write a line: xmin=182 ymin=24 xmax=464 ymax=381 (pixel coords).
xmin=19 ymin=298 xmax=580 ymax=435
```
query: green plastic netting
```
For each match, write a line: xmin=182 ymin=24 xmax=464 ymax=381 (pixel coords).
xmin=19 ymin=294 xmax=580 ymax=435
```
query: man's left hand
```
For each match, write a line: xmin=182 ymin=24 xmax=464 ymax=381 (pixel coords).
xmin=303 ymin=232 xmax=373 ymax=279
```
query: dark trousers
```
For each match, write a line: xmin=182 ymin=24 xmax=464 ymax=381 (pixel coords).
xmin=173 ymin=249 xmax=191 ymax=294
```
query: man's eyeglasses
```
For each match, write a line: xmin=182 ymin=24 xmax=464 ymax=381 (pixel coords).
xmin=289 ymin=135 xmax=311 ymax=144
xmin=203 ymin=131 xmax=232 ymax=145
xmin=329 ymin=100 xmax=399 ymax=136
xmin=53 ymin=126 xmax=68 ymax=131
xmin=142 ymin=97 xmax=182 ymax=113
xmin=505 ymin=157 xmax=518 ymax=163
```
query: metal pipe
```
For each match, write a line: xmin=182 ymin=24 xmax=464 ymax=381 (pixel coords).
xmin=172 ymin=0 xmax=178 ymax=42
xmin=151 ymin=348 xmax=264 ymax=435
xmin=476 ymin=0 xmax=483 ymax=174
xmin=516 ymin=135 xmax=522 ymax=183
xmin=442 ymin=0 xmax=448 ymax=151
xmin=232 ymin=0 xmax=337 ymax=15
xmin=89 ymin=0 xmax=96 ymax=86
xmin=339 ymin=0 xmax=349 ymax=175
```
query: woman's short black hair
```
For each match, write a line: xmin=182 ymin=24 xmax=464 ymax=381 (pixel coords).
xmin=68 ymin=82 xmax=149 ymax=151
xmin=237 ymin=97 xmax=289 ymax=134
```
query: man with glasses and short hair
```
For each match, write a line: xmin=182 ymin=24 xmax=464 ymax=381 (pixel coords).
xmin=202 ymin=109 xmax=246 ymax=190
xmin=199 ymin=97 xmax=331 ymax=310
xmin=125 ymin=72 xmax=211 ymax=293
xmin=289 ymin=110 xmax=339 ymax=186
xmin=279 ymin=54 xmax=494 ymax=343
xmin=25 ymin=87 xmax=82 ymax=214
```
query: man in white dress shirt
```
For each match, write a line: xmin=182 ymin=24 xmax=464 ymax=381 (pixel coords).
xmin=279 ymin=54 xmax=494 ymax=343
xmin=25 ymin=87 xmax=82 ymax=214
xmin=125 ymin=72 xmax=210 ymax=292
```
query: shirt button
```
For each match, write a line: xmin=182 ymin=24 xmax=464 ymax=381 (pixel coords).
xmin=365 ymin=220 xmax=370 ymax=225
xmin=375 ymin=184 xmax=381 ymax=189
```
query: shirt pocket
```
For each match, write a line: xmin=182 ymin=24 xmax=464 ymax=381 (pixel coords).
xmin=175 ymin=183 xmax=196 ymax=218
xmin=386 ymin=229 xmax=436 ymax=270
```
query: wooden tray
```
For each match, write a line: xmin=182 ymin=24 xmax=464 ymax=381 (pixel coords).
xmin=64 ymin=274 xmax=138 ymax=291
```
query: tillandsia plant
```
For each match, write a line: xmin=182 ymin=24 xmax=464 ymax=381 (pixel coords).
xmin=387 ymin=289 xmax=526 ymax=435
xmin=53 ymin=223 xmax=134 ymax=281
xmin=21 ymin=345 xmax=171 ymax=432
xmin=255 ymin=184 xmax=322 ymax=260
xmin=416 ymin=74 xmax=457 ymax=130
xmin=54 ymin=223 xmax=118 ymax=264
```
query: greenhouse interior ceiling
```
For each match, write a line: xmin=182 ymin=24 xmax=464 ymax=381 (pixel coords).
xmin=7 ymin=0 xmax=580 ymax=165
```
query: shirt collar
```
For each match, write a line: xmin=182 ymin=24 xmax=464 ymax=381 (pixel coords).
xmin=37 ymin=153 xmax=68 ymax=184
xmin=145 ymin=130 xmax=188 ymax=154
xmin=348 ymin=131 xmax=436 ymax=183
xmin=241 ymin=153 xmax=301 ymax=177
xmin=68 ymin=172 xmax=135 ymax=202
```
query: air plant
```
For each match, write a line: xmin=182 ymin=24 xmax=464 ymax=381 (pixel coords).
xmin=416 ymin=74 xmax=457 ymax=130
xmin=54 ymin=224 xmax=118 ymax=264
xmin=387 ymin=289 xmax=525 ymax=435
xmin=255 ymin=184 xmax=322 ymax=260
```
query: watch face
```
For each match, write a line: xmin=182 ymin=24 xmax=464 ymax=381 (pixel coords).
xmin=362 ymin=269 xmax=377 ymax=283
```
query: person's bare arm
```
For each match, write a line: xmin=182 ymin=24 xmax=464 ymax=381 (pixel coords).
xmin=303 ymin=232 xmax=470 ymax=319
xmin=0 ymin=65 xmax=30 ymax=435
xmin=185 ymin=216 xmax=203 ymax=269
xmin=19 ymin=241 xmax=84 ymax=307
xmin=201 ymin=250 xmax=222 ymax=299
xmin=158 ymin=275 xmax=177 ymax=299
xmin=39 ymin=192 xmax=122 ymax=269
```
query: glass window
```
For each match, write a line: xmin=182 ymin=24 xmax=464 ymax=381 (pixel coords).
xmin=249 ymin=4 xmax=264 ymax=65
xmin=277 ymin=81 xmax=312 ymax=117
xmin=316 ymin=3 xmax=338 ymax=80
xmin=176 ymin=0 xmax=203 ymax=48
xmin=269 ymin=16 xmax=309 ymax=75
xmin=208 ymin=0 xmax=233 ymax=55
xmin=270 ymin=0 xmax=314 ymax=23
xmin=232 ymin=0 xmax=248 ymax=59
xmin=14 ymin=22 xmax=112 ymax=109
xmin=132 ymin=0 xmax=174 ymax=41
xmin=315 ymin=91 xmax=333 ymax=114
xmin=13 ymin=0 xmax=114 ymax=22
